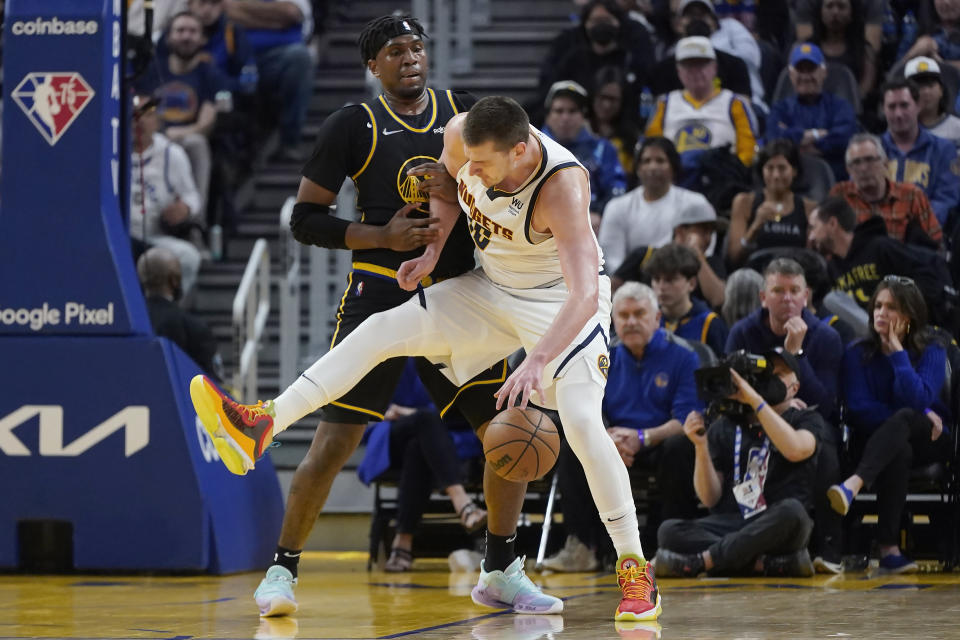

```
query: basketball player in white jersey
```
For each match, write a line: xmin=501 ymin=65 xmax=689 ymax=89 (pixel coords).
xmin=190 ymin=96 xmax=661 ymax=621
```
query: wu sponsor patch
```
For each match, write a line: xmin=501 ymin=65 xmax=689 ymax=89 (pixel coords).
xmin=12 ymin=72 xmax=95 ymax=146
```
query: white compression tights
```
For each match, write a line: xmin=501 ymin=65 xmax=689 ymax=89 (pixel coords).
xmin=555 ymin=363 xmax=644 ymax=559
xmin=271 ymin=301 xmax=450 ymax=432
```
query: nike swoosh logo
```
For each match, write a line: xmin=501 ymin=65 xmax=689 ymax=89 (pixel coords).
xmin=606 ymin=514 xmax=627 ymax=522
xmin=382 ymin=128 xmax=403 ymax=135
xmin=283 ymin=552 xmax=302 ymax=558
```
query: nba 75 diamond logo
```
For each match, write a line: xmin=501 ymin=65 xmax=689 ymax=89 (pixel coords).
xmin=12 ymin=72 xmax=95 ymax=146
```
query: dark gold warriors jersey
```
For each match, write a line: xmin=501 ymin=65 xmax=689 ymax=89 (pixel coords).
xmin=302 ymin=88 xmax=477 ymax=280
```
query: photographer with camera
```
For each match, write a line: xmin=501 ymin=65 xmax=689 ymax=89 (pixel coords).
xmin=654 ymin=349 xmax=824 ymax=577
xmin=725 ymin=256 xmax=844 ymax=572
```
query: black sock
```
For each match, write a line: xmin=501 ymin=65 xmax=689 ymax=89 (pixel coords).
xmin=484 ymin=531 xmax=517 ymax=572
xmin=273 ymin=545 xmax=302 ymax=578
xmin=686 ymin=553 xmax=705 ymax=577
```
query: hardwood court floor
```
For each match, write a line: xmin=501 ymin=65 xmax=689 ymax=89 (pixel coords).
xmin=2 ymin=552 xmax=960 ymax=639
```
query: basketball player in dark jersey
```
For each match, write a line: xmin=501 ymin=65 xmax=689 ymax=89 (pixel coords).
xmin=249 ymin=15 xmax=512 ymax=616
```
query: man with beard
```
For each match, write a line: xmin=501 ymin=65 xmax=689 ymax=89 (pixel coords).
xmin=237 ymin=16 xmax=519 ymax=618
xmin=806 ymin=196 xmax=944 ymax=312
xmin=724 ymin=257 xmax=843 ymax=573
xmin=135 ymin=11 xmax=218 ymax=212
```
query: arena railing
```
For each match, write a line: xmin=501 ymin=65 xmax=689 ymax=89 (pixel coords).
xmin=233 ymin=238 xmax=271 ymax=401
xmin=279 ymin=196 xmax=302 ymax=389
xmin=278 ymin=184 xmax=354 ymax=394
xmin=411 ymin=0 xmax=488 ymax=88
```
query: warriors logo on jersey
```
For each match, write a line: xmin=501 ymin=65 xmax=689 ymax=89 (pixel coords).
xmin=675 ymin=124 xmax=713 ymax=152
xmin=397 ymin=155 xmax=438 ymax=213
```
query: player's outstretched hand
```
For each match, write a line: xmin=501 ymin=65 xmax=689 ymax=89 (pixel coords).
xmin=383 ymin=202 xmax=440 ymax=251
xmin=397 ymin=254 xmax=436 ymax=291
xmin=495 ymin=355 xmax=546 ymax=411
xmin=408 ymin=162 xmax=458 ymax=203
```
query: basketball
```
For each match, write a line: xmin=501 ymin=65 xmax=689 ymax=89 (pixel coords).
xmin=483 ymin=407 xmax=560 ymax=482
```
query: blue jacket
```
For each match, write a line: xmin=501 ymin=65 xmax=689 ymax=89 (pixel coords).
xmin=202 ymin=15 xmax=258 ymax=95
xmin=725 ymin=307 xmax=842 ymax=419
xmin=244 ymin=0 xmax=305 ymax=53
xmin=602 ymin=330 xmax=702 ymax=430
xmin=661 ymin=297 xmax=728 ymax=360
xmin=542 ymin=124 xmax=627 ymax=215
xmin=842 ymin=340 xmax=948 ymax=434
xmin=882 ymin=128 xmax=960 ymax=226
xmin=766 ymin=92 xmax=857 ymax=180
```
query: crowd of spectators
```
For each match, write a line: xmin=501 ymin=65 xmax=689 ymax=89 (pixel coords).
xmin=532 ymin=0 xmax=960 ymax=577
xmin=127 ymin=0 xmax=320 ymax=305
xmin=121 ymin=0 xmax=960 ymax=576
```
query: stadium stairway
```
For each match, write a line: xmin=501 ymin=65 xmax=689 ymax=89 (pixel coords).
xmin=191 ymin=0 xmax=572 ymax=511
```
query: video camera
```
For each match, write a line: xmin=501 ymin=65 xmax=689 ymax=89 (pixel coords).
xmin=694 ymin=350 xmax=786 ymax=421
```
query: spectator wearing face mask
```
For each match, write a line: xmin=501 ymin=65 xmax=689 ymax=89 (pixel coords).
xmin=536 ymin=0 xmax=653 ymax=125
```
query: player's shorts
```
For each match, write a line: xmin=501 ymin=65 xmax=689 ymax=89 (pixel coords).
xmin=318 ymin=265 xmax=507 ymax=428
xmin=415 ymin=268 xmax=612 ymax=410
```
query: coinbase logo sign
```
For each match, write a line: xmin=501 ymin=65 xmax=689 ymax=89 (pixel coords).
xmin=11 ymin=17 xmax=99 ymax=36
xmin=12 ymin=72 xmax=95 ymax=145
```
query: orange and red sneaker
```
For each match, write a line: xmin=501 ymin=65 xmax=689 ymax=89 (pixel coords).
xmin=190 ymin=374 xmax=275 ymax=475
xmin=614 ymin=554 xmax=662 ymax=621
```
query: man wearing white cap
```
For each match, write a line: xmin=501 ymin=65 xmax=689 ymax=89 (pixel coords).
xmin=905 ymin=56 xmax=960 ymax=148
xmin=670 ymin=0 xmax=765 ymax=113
xmin=646 ymin=36 xmax=758 ymax=183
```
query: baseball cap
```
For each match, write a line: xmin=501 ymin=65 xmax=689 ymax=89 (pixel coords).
xmin=678 ymin=0 xmax=717 ymax=17
xmin=905 ymin=56 xmax=941 ymax=79
xmin=544 ymin=80 xmax=589 ymax=110
xmin=675 ymin=36 xmax=716 ymax=62
xmin=789 ymin=43 xmax=825 ymax=68
xmin=764 ymin=347 xmax=801 ymax=376
xmin=673 ymin=200 xmax=718 ymax=228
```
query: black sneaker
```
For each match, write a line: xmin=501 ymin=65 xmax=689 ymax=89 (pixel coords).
xmin=652 ymin=549 xmax=703 ymax=577
xmin=764 ymin=549 xmax=814 ymax=577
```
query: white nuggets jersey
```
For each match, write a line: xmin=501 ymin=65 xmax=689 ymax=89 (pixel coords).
xmin=661 ymin=88 xmax=742 ymax=153
xmin=456 ymin=128 xmax=604 ymax=289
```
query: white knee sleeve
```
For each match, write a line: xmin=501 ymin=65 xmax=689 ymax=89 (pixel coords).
xmin=555 ymin=369 xmax=634 ymax=513
xmin=556 ymin=362 xmax=643 ymax=558
xmin=272 ymin=300 xmax=450 ymax=432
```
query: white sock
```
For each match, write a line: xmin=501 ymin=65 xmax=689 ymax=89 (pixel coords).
xmin=599 ymin=505 xmax=644 ymax=559
xmin=272 ymin=385 xmax=317 ymax=438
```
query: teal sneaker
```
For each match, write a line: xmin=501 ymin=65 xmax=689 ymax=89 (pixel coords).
xmin=471 ymin=556 xmax=563 ymax=614
xmin=255 ymin=565 xmax=298 ymax=617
